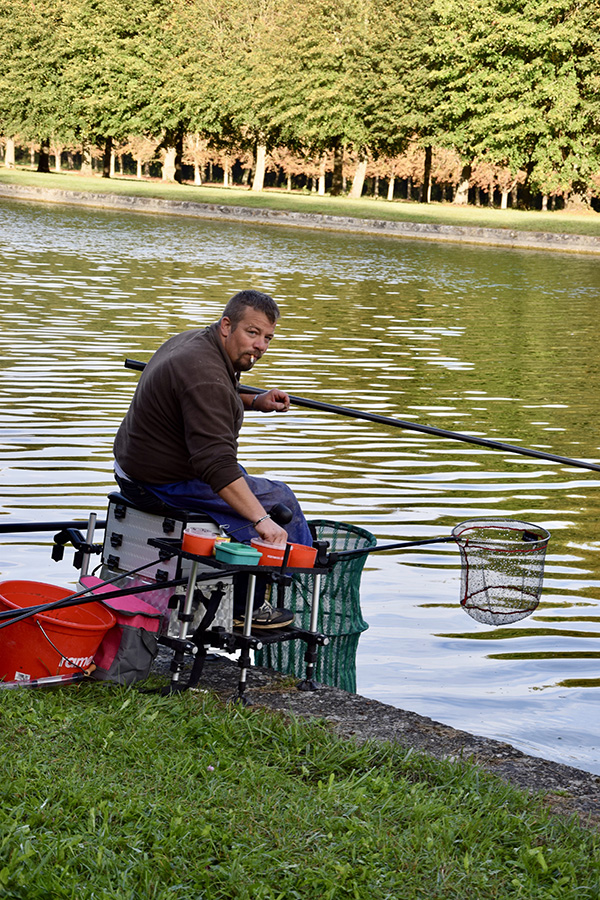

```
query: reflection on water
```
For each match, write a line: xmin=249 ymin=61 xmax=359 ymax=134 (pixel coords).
xmin=1 ymin=198 xmax=600 ymax=772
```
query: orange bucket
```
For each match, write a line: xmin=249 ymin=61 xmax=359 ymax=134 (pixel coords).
xmin=250 ymin=538 xmax=286 ymax=566
xmin=287 ymin=542 xmax=317 ymax=568
xmin=0 ymin=580 xmax=116 ymax=683
xmin=182 ymin=526 xmax=217 ymax=556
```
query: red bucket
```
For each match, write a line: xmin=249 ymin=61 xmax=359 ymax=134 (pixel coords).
xmin=287 ymin=542 xmax=317 ymax=568
xmin=0 ymin=580 xmax=116 ymax=683
xmin=250 ymin=538 xmax=287 ymax=566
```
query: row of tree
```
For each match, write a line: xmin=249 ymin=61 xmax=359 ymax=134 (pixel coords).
xmin=4 ymin=136 xmax=568 ymax=209
xmin=1 ymin=0 xmax=599 ymax=207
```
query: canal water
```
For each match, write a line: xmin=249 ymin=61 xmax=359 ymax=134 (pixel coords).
xmin=1 ymin=197 xmax=600 ymax=773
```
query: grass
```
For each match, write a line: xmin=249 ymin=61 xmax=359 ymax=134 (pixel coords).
xmin=2 ymin=167 xmax=600 ymax=239
xmin=1 ymin=681 xmax=599 ymax=899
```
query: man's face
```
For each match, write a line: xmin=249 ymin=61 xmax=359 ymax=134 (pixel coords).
xmin=219 ymin=307 xmax=276 ymax=372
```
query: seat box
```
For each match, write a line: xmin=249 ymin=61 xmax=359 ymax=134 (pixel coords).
xmin=100 ymin=493 xmax=233 ymax=632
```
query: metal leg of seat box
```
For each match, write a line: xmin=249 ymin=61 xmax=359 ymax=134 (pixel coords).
xmin=168 ymin=559 xmax=200 ymax=691
xmin=236 ymin=572 xmax=258 ymax=704
xmin=298 ymin=573 xmax=324 ymax=692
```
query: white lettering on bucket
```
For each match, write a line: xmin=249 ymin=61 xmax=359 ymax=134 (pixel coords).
xmin=14 ymin=671 xmax=31 ymax=681
xmin=58 ymin=655 xmax=94 ymax=670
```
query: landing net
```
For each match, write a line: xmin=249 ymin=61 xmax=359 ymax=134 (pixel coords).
xmin=452 ymin=518 xmax=550 ymax=626
xmin=255 ymin=519 xmax=376 ymax=692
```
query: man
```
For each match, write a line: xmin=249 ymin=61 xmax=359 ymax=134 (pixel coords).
xmin=113 ymin=290 xmax=313 ymax=628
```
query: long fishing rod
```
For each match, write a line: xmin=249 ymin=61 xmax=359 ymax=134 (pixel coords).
xmin=124 ymin=359 xmax=600 ymax=473
xmin=0 ymin=558 xmax=187 ymax=630
xmin=0 ymin=520 xmax=107 ymax=535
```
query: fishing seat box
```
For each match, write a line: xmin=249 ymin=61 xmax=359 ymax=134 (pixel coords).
xmin=100 ymin=492 xmax=233 ymax=634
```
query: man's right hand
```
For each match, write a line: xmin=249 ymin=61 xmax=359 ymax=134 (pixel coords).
xmin=218 ymin=476 xmax=288 ymax=544
xmin=255 ymin=517 xmax=288 ymax=544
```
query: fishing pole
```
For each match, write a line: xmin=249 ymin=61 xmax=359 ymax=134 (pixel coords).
xmin=0 ymin=558 xmax=185 ymax=630
xmin=124 ymin=359 xmax=600 ymax=473
xmin=328 ymin=535 xmax=455 ymax=562
xmin=0 ymin=520 xmax=107 ymax=534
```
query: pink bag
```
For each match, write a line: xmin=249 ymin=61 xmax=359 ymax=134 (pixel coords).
xmin=81 ymin=576 xmax=162 ymax=686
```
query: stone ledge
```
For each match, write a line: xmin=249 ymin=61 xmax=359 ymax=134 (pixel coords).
xmin=2 ymin=181 xmax=600 ymax=255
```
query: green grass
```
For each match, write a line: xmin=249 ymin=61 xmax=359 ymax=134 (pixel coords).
xmin=2 ymin=167 xmax=600 ymax=238
xmin=1 ymin=683 xmax=598 ymax=899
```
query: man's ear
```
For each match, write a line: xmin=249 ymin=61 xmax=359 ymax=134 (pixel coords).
xmin=219 ymin=316 xmax=232 ymax=338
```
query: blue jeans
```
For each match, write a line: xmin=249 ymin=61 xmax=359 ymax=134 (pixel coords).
xmin=121 ymin=470 xmax=313 ymax=547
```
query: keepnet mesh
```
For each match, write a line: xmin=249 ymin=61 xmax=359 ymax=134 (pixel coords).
xmin=452 ymin=517 xmax=550 ymax=626
xmin=255 ymin=520 xmax=376 ymax=692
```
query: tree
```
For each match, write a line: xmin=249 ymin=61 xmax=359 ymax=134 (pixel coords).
xmin=251 ymin=0 xmax=376 ymax=193
xmin=427 ymin=0 xmax=600 ymax=204
xmin=60 ymin=0 xmax=166 ymax=176
xmin=123 ymin=135 xmax=160 ymax=179
xmin=0 ymin=0 xmax=70 ymax=153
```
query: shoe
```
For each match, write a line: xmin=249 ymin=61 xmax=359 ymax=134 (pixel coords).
xmin=233 ymin=601 xmax=295 ymax=630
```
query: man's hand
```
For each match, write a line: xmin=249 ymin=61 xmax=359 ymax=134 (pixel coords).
xmin=255 ymin=517 xmax=288 ymax=544
xmin=218 ymin=476 xmax=288 ymax=544
xmin=248 ymin=389 xmax=290 ymax=413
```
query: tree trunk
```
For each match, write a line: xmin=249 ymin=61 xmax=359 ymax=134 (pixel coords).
xmin=510 ymin=184 xmax=518 ymax=208
xmin=453 ymin=164 xmax=471 ymax=204
xmin=194 ymin=162 xmax=201 ymax=185
xmin=242 ymin=165 xmax=252 ymax=186
xmin=500 ymin=189 xmax=509 ymax=209
xmin=541 ymin=194 xmax=548 ymax=212
xmin=474 ymin=185 xmax=481 ymax=207
xmin=488 ymin=180 xmax=494 ymax=207
xmin=251 ymin=143 xmax=267 ymax=192
xmin=174 ymin=129 xmax=184 ymax=183
xmin=102 ymin=137 xmax=112 ymax=178
xmin=162 ymin=146 xmax=176 ymax=182
xmin=5 ymin=137 xmax=15 ymax=168
xmin=286 ymin=173 xmax=292 ymax=192
xmin=373 ymin=175 xmax=379 ymax=197
xmin=53 ymin=146 xmax=62 ymax=172
xmin=37 ymin=138 xmax=50 ymax=173
xmin=349 ymin=156 xmax=367 ymax=199
xmin=223 ymin=159 xmax=231 ymax=187
xmin=422 ymin=145 xmax=432 ymax=204
xmin=406 ymin=176 xmax=412 ymax=201
xmin=387 ymin=174 xmax=395 ymax=201
xmin=330 ymin=141 xmax=344 ymax=195
xmin=81 ymin=143 xmax=93 ymax=176
xmin=29 ymin=143 xmax=36 ymax=167
xmin=318 ymin=153 xmax=327 ymax=195
xmin=137 ymin=158 xmax=143 ymax=179
xmin=110 ymin=151 xmax=116 ymax=178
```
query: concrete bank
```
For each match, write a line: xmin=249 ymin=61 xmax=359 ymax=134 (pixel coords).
xmin=153 ymin=651 xmax=600 ymax=828
xmin=2 ymin=181 xmax=600 ymax=255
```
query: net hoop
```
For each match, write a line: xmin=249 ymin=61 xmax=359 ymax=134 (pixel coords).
xmin=452 ymin=519 xmax=550 ymax=551
xmin=452 ymin=517 xmax=550 ymax=626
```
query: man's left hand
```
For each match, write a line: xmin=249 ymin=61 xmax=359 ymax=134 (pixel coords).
xmin=249 ymin=389 xmax=290 ymax=413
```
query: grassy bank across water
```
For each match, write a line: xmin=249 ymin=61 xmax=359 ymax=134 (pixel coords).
xmin=1 ymin=682 xmax=598 ymax=900
xmin=2 ymin=168 xmax=600 ymax=241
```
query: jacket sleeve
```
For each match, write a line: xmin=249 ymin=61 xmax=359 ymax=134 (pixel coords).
xmin=180 ymin=378 xmax=244 ymax=493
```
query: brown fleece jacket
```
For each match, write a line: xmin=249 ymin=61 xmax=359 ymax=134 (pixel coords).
xmin=113 ymin=323 xmax=244 ymax=492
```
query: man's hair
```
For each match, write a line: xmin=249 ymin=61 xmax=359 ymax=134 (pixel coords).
xmin=222 ymin=290 xmax=280 ymax=328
